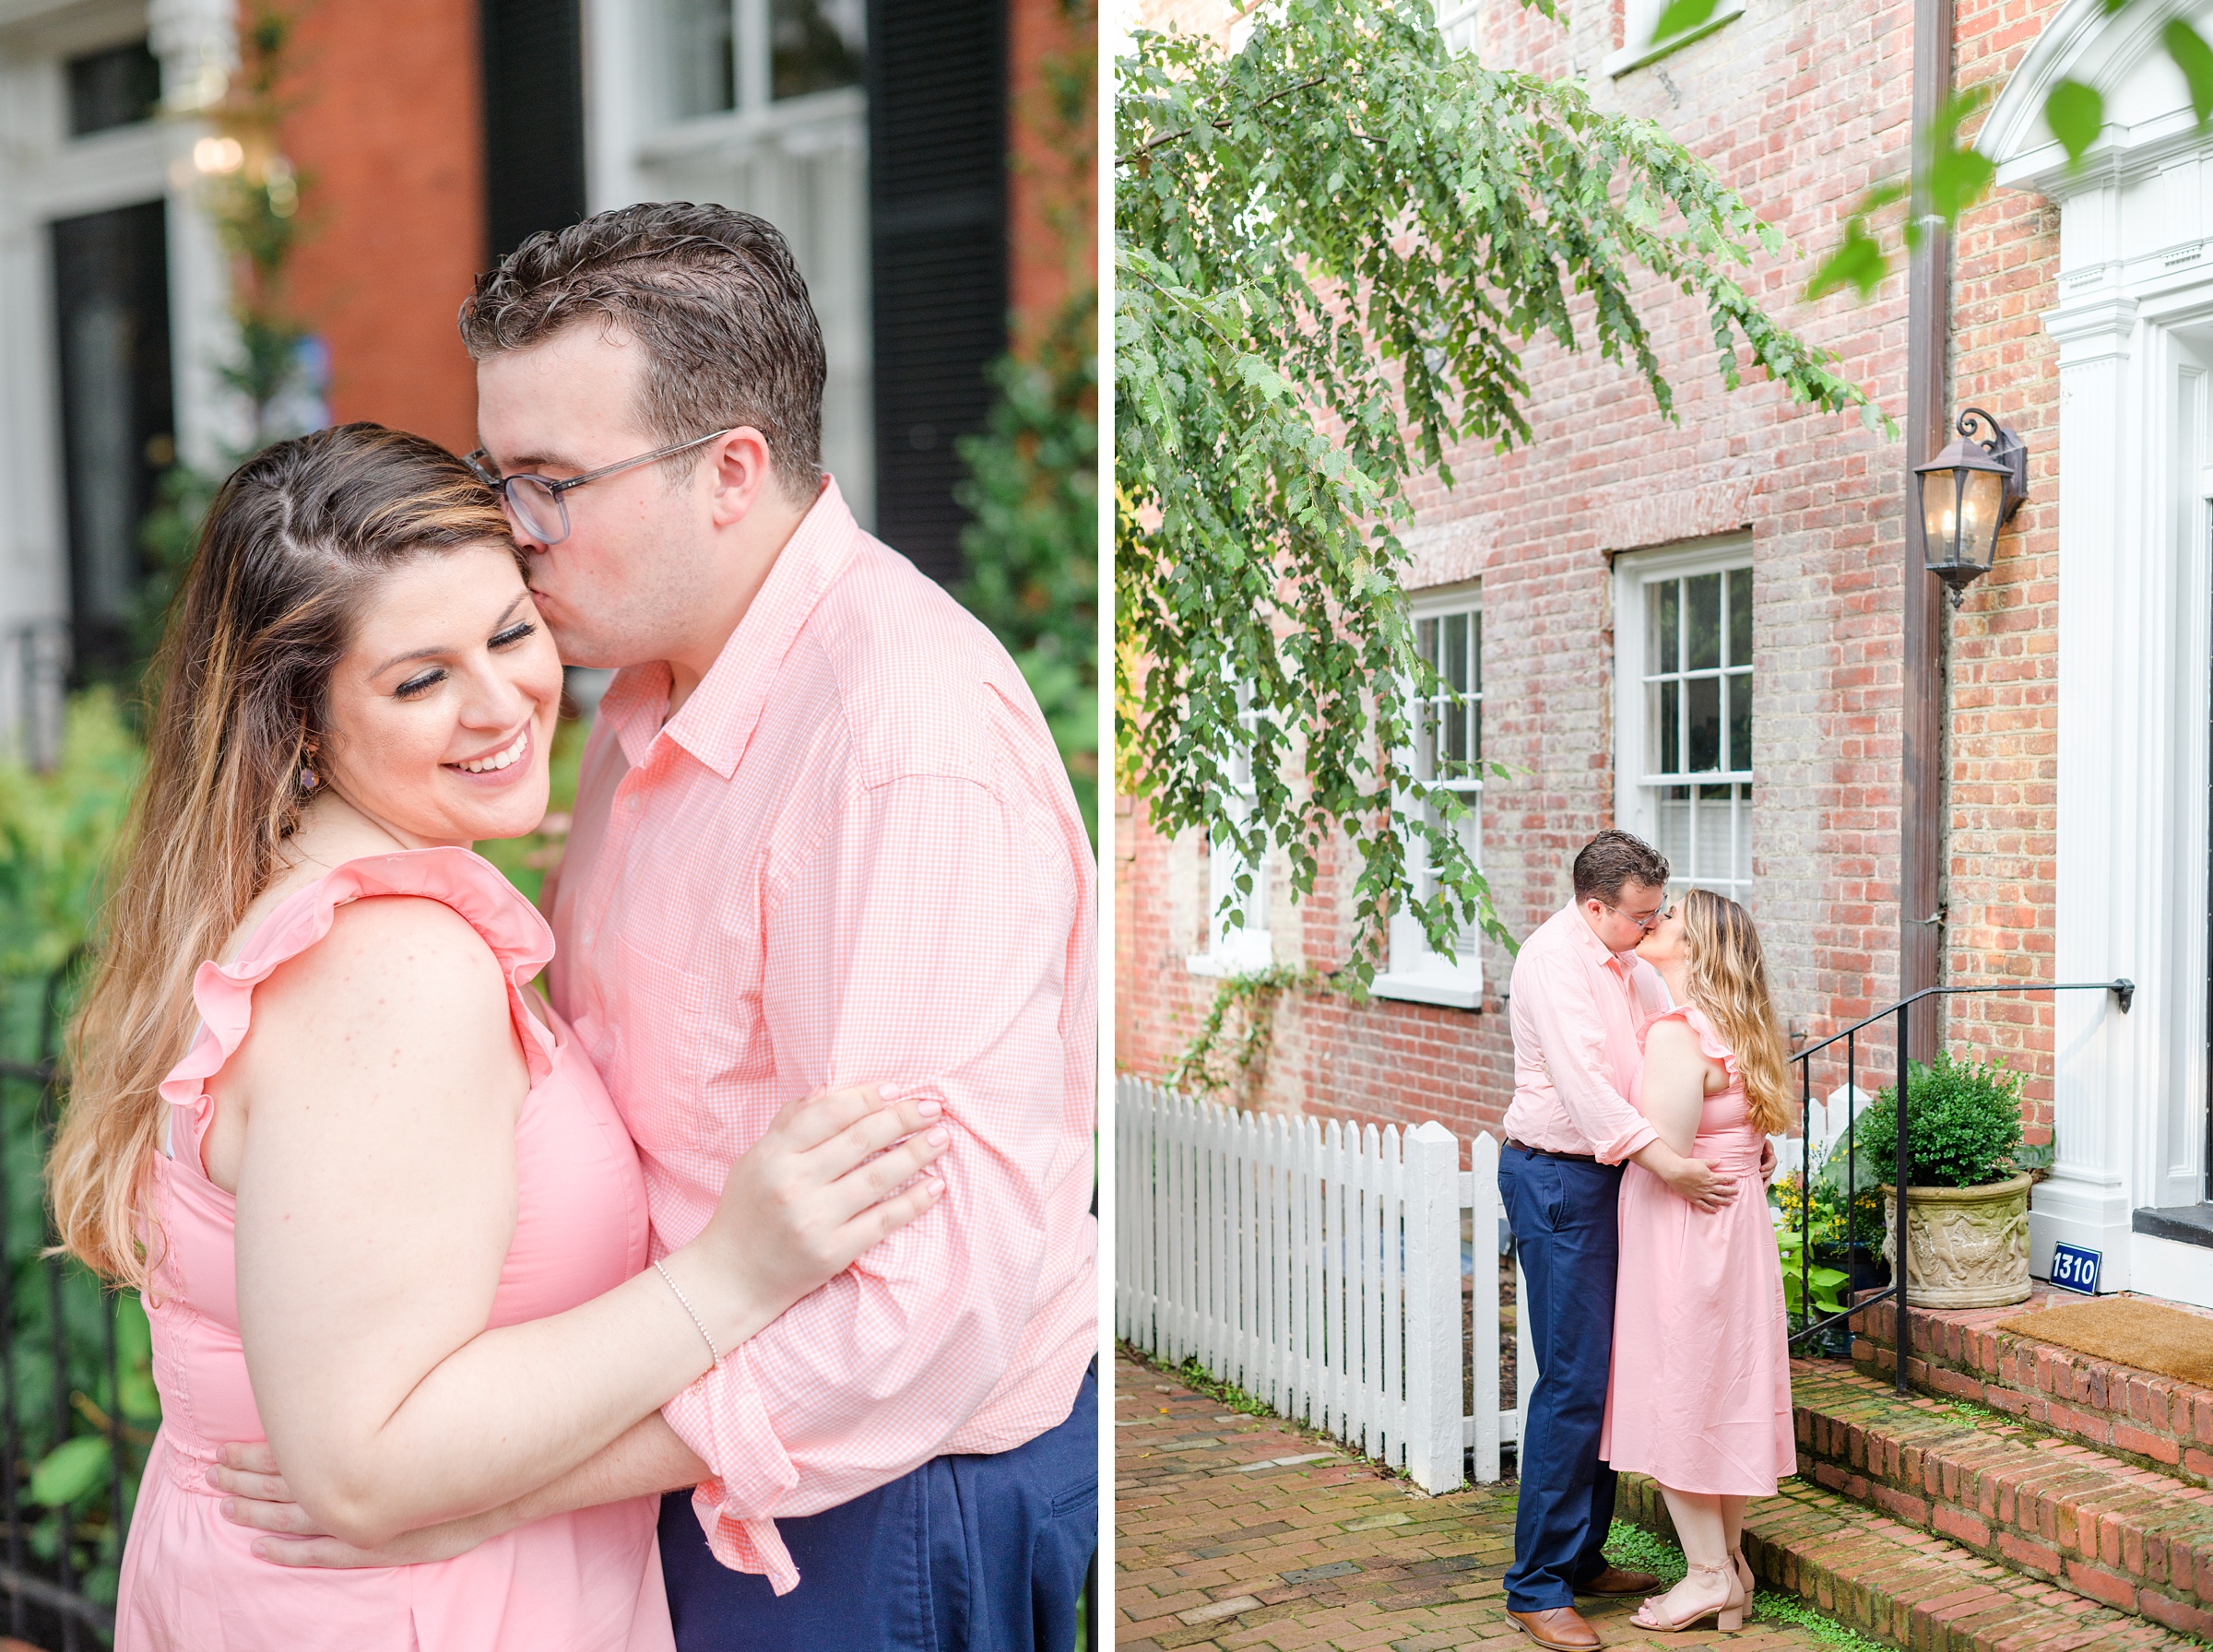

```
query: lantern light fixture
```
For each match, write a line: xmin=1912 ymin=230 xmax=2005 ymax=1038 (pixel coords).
xmin=1912 ymin=407 xmax=2030 ymax=606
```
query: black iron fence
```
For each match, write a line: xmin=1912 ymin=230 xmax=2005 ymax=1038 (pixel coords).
xmin=1782 ymin=978 xmax=2135 ymax=1391
xmin=0 ymin=956 xmax=129 ymax=1649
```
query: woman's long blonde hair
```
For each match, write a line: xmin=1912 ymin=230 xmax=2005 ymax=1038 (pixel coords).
xmin=1675 ymin=887 xmax=1793 ymax=1137
xmin=50 ymin=425 xmax=513 ymax=1291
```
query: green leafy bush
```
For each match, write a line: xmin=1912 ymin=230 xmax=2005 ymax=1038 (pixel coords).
xmin=1853 ymin=1051 xmax=2027 ymax=1189
xmin=0 ymin=689 xmax=154 ymax=1604
xmin=956 ymin=292 xmax=1099 ymax=845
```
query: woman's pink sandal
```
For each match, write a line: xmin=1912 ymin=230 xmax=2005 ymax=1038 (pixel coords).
xmin=1629 ymin=1560 xmax=1746 ymax=1634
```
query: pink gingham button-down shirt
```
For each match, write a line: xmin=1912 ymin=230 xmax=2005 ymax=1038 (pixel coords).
xmin=543 ymin=478 xmax=1097 ymax=1594
xmin=1500 ymin=903 xmax=1669 ymax=1163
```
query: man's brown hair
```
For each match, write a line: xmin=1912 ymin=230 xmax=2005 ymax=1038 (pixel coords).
xmin=1570 ymin=829 xmax=1670 ymax=905
xmin=458 ymin=202 xmax=826 ymax=502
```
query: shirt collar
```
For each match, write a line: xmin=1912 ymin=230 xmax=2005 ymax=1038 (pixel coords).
xmin=592 ymin=477 xmax=862 ymax=780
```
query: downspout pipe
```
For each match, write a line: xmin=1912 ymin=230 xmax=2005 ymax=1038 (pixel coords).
xmin=1899 ymin=0 xmax=1953 ymax=1066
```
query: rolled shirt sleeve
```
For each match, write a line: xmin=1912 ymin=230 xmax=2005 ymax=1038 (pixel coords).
xmin=658 ymin=772 xmax=1077 ymax=1590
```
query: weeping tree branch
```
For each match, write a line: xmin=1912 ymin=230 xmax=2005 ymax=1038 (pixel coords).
xmin=1115 ymin=0 xmax=1888 ymax=986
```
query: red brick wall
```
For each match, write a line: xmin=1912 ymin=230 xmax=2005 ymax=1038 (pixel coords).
xmin=1009 ymin=0 xmax=1096 ymax=344
xmin=1116 ymin=0 xmax=2067 ymax=1150
xmin=274 ymin=0 xmax=485 ymax=457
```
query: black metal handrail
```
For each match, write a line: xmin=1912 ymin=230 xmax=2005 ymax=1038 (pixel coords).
xmin=1783 ymin=978 xmax=2134 ymax=1394
xmin=0 ymin=951 xmax=122 ymax=1648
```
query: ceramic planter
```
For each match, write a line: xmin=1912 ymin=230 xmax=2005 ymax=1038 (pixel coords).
xmin=1878 ymin=1173 xmax=2033 ymax=1309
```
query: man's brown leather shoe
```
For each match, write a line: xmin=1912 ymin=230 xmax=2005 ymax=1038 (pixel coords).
xmin=1578 ymin=1565 xmax=1661 ymax=1597
xmin=1504 ymin=1605 xmax=1602 ymax=1650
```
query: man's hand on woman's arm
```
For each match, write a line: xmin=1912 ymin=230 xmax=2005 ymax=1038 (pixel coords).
xmin=210 ymin=1416 xmax=706 ymax=1568
xmin=1627 ymin=1139 xmax=1737 ymax=1212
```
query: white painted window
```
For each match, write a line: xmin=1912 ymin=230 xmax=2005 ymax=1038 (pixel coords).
xmin=1188 ymin=683 xmax=1274 ymax=976
xmin=1437 ymin=1 xmax=1482 ymax=55
xmin=1614 ymin=541 xmax=1754 ymax=904
xmin=1606 ymin=0 xmax=1746 ymax=76
xmin=584 ymin=0 xmax=874 ymax=522
xmin=1376 ymin=583 xmax=1485 ymax=1008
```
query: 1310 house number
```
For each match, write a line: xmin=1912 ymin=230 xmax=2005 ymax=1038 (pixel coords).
xmin=2049 ymin=1242 xmax=2101 ymax=1294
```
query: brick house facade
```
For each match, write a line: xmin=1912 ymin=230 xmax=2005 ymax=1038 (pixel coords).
xmin=0 ymin=0 xmax=1088 ymax=732
xmin=1118 ymin=0 xmax=2211 ymax=1300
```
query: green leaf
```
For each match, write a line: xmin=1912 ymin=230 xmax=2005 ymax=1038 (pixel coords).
xmin=29 ymin=1436 xmax=110 ymax=1508
xmin=1650 ymin=0 xmax=1718 ymax=42
xmin=2166 ymin=18 xmax=2213 ymax=126
xmin=1924 ymin=92 xmax=1997 ymax=224
xmin=2044 ymin=78 xmax=2104 ymax=164
xmin=1806 ymin=217 xmax=1887 ymax=301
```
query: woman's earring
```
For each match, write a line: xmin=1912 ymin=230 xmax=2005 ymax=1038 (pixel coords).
xmin=298 ymin=740 xmax=320 ymax=796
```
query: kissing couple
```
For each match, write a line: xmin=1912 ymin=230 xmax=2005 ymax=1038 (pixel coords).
xmin=50 ymin=203 xmax=1098 ymax=1652
xmin=1499 ymin=830 xmax=1797 ymax=1649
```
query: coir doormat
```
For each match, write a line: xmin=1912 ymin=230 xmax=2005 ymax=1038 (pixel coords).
xmin=1994 ymin=1296 xmax=2213 ymax=1387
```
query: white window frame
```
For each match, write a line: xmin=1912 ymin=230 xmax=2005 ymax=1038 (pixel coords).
xmin=1187 ymin=683 xmax=1274 ymax=977
xmin=1375 ymin=581 xmax=1485 ymax=1009
xmin=1438 ymin=1 xmax=1482 ymax=55
xmin=1612 ymin=538 xmax=1755 ymax=904
xmin=1604 ymin=0 xmax=1746 ymax=77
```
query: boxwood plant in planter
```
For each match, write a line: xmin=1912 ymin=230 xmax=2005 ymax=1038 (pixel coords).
xmin=1854 ymin=1051 xmax=2034 ymax=1309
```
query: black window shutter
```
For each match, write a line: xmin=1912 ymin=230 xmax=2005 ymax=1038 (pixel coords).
xmin=865 ymin=0 xmax=1007 ymax=585
xmin=479 ymin=0 xmax=588 ymax=261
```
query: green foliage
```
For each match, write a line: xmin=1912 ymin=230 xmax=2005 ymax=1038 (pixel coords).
xmin=1853 ymin=1050 xmax=2027 ymax=1189
xmin=957 ymin=293 xmax=1100 ymax=845
xmin=0 ymin=692 xmax=157 ymax=1604
xmin=0 ymin=690 xmax=145 ymax=981
xmin=30 ymin=1435 xmax=112 ymax=1509
xmin=1170 ymin=962 xmax=1330 ymax=1103
xmin=2044 ymin=78 xmax=2104 ymax=167
xmin=1604 ymin=1522 xmax=1890 ymax=1649
xmin=1775 ymin=1226 xmax=1852 ymax=1319
xmin=1810 ymin=6 xmax=2213 ymax=297
xmin=1116 ymin=0 xmax=1884 ymax=985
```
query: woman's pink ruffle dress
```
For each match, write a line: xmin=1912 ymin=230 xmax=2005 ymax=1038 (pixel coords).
xmin=1599 ymin=1002 xmax=1796 ymax=1496
xmin=114 ymin=848 xmax=676 ymax=1651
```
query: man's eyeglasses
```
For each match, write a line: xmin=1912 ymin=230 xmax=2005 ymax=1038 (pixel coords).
xmin=1602 ymin=899 xmax=1669 ymax=931
xmin=464 ymin=430 xmax=734 ymax=547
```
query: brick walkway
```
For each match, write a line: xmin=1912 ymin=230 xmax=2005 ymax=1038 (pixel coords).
xmin=1116 ymin=1351 xmax=1838 ymax=1652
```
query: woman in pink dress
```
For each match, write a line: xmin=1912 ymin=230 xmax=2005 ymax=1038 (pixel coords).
xmin=1599 ymin=887 xmax=1795 ymax=1636
xmin=46 ymin=427 xmax=949 ymax=1650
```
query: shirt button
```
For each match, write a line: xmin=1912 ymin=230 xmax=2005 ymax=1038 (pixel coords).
xmin=582 ymin=927 xmax=596 ymax=948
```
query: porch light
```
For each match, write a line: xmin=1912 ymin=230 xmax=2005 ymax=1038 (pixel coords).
xmin=1912 ymin=407 xmax=2029 ymax=604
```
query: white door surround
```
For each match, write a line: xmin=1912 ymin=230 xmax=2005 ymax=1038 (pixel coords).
xmin=0 ymin=0 xmax=236 ymax=738
xmin=1982 ymin=0 xmax=2213 ymax=1298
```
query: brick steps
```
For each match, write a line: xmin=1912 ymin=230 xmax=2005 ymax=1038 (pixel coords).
xmin=1852 ymin=1288 xmax=2213 ymax=1490
xmin=1616 ymin=1469 xmax=2203 ymax=1652
xmin=1791 ymin=1360 xmax=2213 ymax=1635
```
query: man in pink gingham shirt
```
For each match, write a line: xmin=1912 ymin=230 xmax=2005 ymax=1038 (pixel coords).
xmin=494 ymin=207 xmax=1095 ymax=1650
xmin=540 ymin=466 xmax=1096 ymax=1592
xmin=209 ymin=207 xmax=1098 ymax=1649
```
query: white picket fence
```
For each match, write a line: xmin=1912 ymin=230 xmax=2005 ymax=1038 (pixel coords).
xmin=1114 ymin=1077 xmax=1532 ymax=1493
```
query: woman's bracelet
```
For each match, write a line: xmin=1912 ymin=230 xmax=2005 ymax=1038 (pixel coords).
xmin=654 ymin=1259 xmax=723 ymax=1367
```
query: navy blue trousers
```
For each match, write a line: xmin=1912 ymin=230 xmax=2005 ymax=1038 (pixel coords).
xmin=1498 ymin=1145 xmax=1624 ymax=1613
xmin=658 ymin=1363 xmax=1096 ymax=1652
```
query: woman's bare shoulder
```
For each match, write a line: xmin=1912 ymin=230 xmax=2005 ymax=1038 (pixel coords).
xmin=248 ymin=894 xmax=512 ymax=1055
xmin=1643 ymin=1012 xmax=1701 ymax=1056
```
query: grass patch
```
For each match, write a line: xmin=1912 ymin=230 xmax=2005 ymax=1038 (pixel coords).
xmin=1117 ymin=1341 xmax=1274 ymax=1418
xmin=1603 ymin=1522 xmax=1889 ymax=1651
